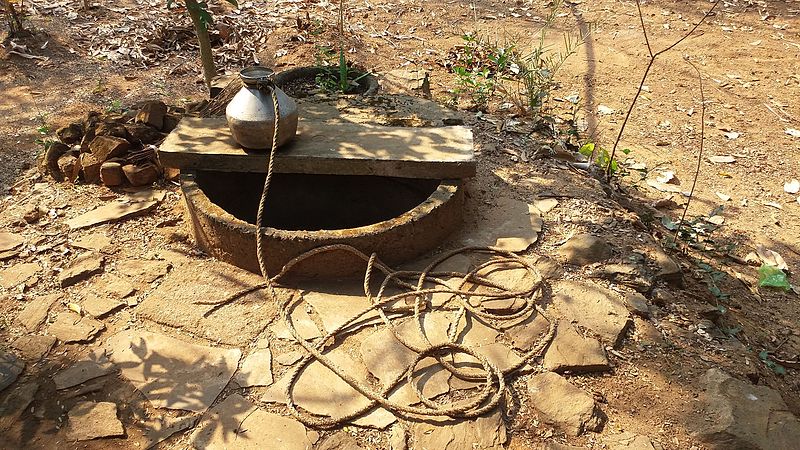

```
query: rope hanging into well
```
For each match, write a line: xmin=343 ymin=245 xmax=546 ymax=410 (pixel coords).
xmin=199 ymin=82 xmax=557 ymax=427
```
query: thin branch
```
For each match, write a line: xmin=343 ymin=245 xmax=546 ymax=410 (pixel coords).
xmin=605 ymin=0 xmax=721 ymax=179
xmin=635 ymin=0 xmax=653 ymax=57
xmin=675 ymin=57 xmax=706 ymax=243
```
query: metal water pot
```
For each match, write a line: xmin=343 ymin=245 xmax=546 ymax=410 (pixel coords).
xmin=226 ymin=66 xmax=299 ymax=150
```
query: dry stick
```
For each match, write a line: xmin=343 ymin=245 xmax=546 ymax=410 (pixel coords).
xmin=674 ymin=58 xmax=706 ymax=244
xmin=605 ymin=0 xmax=720 ymax=179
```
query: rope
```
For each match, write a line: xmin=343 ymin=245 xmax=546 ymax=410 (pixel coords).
xmin=197 ymin=81 xmax=558 ymax=428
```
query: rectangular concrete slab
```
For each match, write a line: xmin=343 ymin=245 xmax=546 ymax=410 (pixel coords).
xmin=158 ymin=117 xmax=475 ymax=179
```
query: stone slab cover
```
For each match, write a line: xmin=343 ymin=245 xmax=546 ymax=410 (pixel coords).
xmin=106 ymin=330 xmax=241 ymax=413
xmin=158 ymin=117 xmax=475 ymax=179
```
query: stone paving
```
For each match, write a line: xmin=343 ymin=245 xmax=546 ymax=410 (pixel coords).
xmin=1 ymin=191 xmax=799 ymax=450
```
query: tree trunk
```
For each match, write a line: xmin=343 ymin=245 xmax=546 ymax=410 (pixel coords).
xmin=2 ymin=0 xmax=24 ymax=35
xmin=184 ymin=0 xmax=216 ymax=94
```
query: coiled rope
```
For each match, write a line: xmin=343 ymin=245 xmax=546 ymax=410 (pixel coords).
xmin=198 ymin=80 xmax=557 ymax=427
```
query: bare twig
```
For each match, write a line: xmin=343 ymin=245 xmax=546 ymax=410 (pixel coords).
xmin=674 ymin=58 xmax=706 ymax=243
xmin=606 ymin=0 xmax=720 ymax=179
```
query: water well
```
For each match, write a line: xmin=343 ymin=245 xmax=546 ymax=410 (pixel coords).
xmin=159 ymin=67 xmax=474 ymax=277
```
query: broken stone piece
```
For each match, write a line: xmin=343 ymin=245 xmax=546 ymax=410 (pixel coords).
xmin=66 ymin=401 xmax=125 ymax=441
xmin=100 ymin=161 xmax=124 ymax=186
xmin=552 ymin=280 xmax=632 ymax=347
xmin=543 ymin=326 xmax=610 ymax=374
xmin=699 ymin=368 xmax=800 ymax=449
xmin=94 ymin=122 xmax=129 ymax=140
xmin=653 ymin=250 xmax=682 ymax=286
xmin=125 ymin=123 xmax=166 ymax=145
xmin=48 ymin=312 xmax=105 ymax=343
xmin=11 ymin=334 xmax=56 ymax=361
xmin=412 ymin=410 xmax=507 ymax=450
xmin=56 ymin=122 xmax=83 ymax=144
xmin=58 ymin=154 xmax=80 ymax=183
xmin=141 ymin=414 xmax=198 ymax=449
xmin=465 ymin=197 xmax=542 ymax=252
xmin=0 ymin=262 xmax=40 ymax=289
xmin=318 ymin=432 xmax=364 ymax=450
xmin=16 ymin=293 xmax=61 ymax=331
xmin=89 ymin=135 xmax=131 ymax=164
xmin=65 ymin=200 xmax=158 ymax=229
xmin=0 ymin=383 xmax=39 ymax=433
xmin=53 ymin=349 xmax=113 ymax=390
xmin=624 ymin=292 xmax=651 ymax=318
xmin=528 ymin=372 xmax=606 ymax=436
xmin=557 ymin=234 xmax=612 ymax=266
xmin=0 ymin=350 xmax=24 ymax=393
xmin=605 ymin=432 xmax=658 ymax=450
xmin=123 ymin=163 xmax=160 ymax=186
xmin=106 ymin=330 xmax=241 ymax=413
xmin=135 ymin=100 xmax=167 ymax=130
xmin=59 ymin=252 xmax=104 ymax=287
xmin=234 ymin=348 xmax=274 ymax=387
xmin=116 ymin=258 xmax=170 ymax=284
xmin=192 ymin=394 xmax=317 ymax=449
xmin=79 ymin=152 xmax=103 ymax=184
xmin=82 ymin=293 xmax=125 ymax=318
xmin=0 ymin=232 xmax=24 ymax=253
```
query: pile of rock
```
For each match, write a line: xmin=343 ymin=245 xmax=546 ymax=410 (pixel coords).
xmin=43 ymin=100 xmax=184 ymax=187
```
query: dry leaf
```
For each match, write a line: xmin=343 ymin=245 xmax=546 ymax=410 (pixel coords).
xmin=706 ymin=215 xmax=725 ymax=225
xmin=715 ymin=192 xmax=731 ymax=201
xmin=755 ymin=245 xmax=789 ymax=271
xmin=784 ymin=179 xmax=800 ymax=194
xmin=763 ymin=201 xmax=783 ymax=210
xmin=786 ymin=128 xmax=800 ymax=138
xmin=723 ymin=131 xmax=740 ymax=140
xmin=656 ymin=171 xmax=677 ymax=184
xmin=709 ymin=155 xmax=736 ymax=164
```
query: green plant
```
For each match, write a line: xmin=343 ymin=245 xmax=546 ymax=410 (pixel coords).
xmin=33 ymin=112 xmax=53 ymax=152
xmin=106 ymin=99 xmax=123 ymax=114
xmin=579 ymin=142 xmax=621 ymax=175
xmin=449 ymin=0 xmax=588 ymax=114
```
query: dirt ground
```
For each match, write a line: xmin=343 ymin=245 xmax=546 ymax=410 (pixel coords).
xmin=1 ymin=0 xmax=799 ymax=449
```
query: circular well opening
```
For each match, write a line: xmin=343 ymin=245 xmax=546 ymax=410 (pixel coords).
xmin=194 ymin=170 xmax=441 ymax=231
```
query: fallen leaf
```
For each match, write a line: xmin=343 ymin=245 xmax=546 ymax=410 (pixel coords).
xmin=706 ymin=215 xmax=725 ymax=225
xmin=718 ymin=172 xmax=733 ymax=178
xmin=709 ymin=155 xmax=736 ymax=164
xmin=786 ymin=128 xmax=800 ymax=138
xmin=763 ymin=201 xmax=783 ymax=210
xmin=656 ymin=171 xmax=678 ymax=184
xmin=723 ymin=131 xmax=740 ymax=140
xmin=784 ymin=179 xmax=800 ymax=194
xmin=647 ymin=179 xmax=685 ymax=194
xmin=68 ymin=303 xmax=83 ymax=315
xmin=756 ymin=245 xmax=789 ymax=272
xmin=597 ymin=105 xmax=615 ymax=115
xmin=715 ymin=192 xmax=731 ymax=201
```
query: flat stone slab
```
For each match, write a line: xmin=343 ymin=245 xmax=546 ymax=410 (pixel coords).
xmin=528 ymin=372 xmax=606 ymax=436
xmin=16 ymin=293 xmax=61 ymax=332
xmin=0 ymin=350 xmax=24 ymax=393
xmin=234 ymin=348 xmax=274 ymax=387
xmin=462 ymin=197 xmax=542 ymax=252
xmin=66 ymin=401 xmax=124 ymax=441
xmin=106 ymin=330 xmax=241 ymax=413
xmin=53 ymin=349 xmax=114 ymax=390
xmin=412 ymin=410 xmax=507 ymax=450
xmin=136 ymin=258 xmax=278 ymax=346
xmin=543 ymin=326 xmax=610 ymax=374
xmin=158 ymin=117 xmax=475 ymax=179
xmin=11 ymin=334 xmax=56 ymax=361
xmin=192 ymin=394 xmax=318 ymax=449
xmin=0 ymin=262 xmax=41 ymax=289
xmin=699 ymin=368 xmax=800 ymax=449
xmin=263 ymin=350 xmax=396 ymax=429
xmin=48 ymin=312 xmax=105 ymax=343
xmin=552 ymin=280 xmax=632 ymax=347
xmin=0 ymin=382 xmax=38 ymax=433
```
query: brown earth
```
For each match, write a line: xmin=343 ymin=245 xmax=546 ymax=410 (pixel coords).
xmin=1 ymin=0 xmax=798 ymax=449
